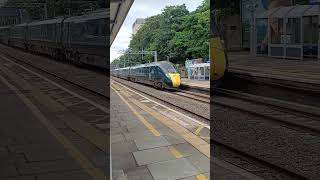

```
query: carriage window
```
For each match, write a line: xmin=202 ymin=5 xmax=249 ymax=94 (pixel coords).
xmin=160 ymin=62 xmax=177 ymax=73
xmin=87 ymin=20 xmax=99 ymax=37
xmin=100 ymin=19 xmax=107 ymax=37
xmin=71 ymin=23 xmax=83 ymax=42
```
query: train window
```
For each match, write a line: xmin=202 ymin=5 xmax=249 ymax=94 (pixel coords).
xmin=71 ymin=23 xmax=83 ymax=42
xmin=100 ymin=19 xmax=107 ymax=37
xmin=160 ymin=62 xmax=177 ymax=73
xmin=87 ymin=20 xmax=99 ymax=37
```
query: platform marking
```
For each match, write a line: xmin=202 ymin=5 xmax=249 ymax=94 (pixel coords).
xmin=168 ymin=146 xmax=183 ymax=159
xmin=0 ymin=70 xmax=106 ymax=180
xmin=113 ymin=80 xmax=210 ymax=129
xmin=0 ymin=56 xmax=107 ymax=152
xmin=194 ymin=125 xmax=205 ymax=136
xmin=111 ymin=85 xmax=161 ymax=137
xmin=196 ymin=174 xmax=208 ymax=180
xmin=128 ymin=96 xmax=210 ymax=157
xmin=0 ymin=55 xmax=108 ymax=113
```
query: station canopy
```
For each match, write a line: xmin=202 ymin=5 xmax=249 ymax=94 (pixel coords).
xmin=257 ymin=5 xmax=318 ymax=18
xmin=110 ymin=0 xmax=133 ymax=45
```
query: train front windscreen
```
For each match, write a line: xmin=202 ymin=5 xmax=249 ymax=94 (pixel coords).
xmin=160 ymin=62 xmax=177 ymax=74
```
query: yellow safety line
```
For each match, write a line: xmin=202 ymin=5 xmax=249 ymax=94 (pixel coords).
xmin=129 ymin=97 xmax=210 ymax=157
xmin=0 ymin=71 xmax=106 ymax=180
xmin=111 ymin=85 xmax=161 ymax=137
xmin=168 ymin=146 xmax=183 ymax=159
xmin=0 ymin=64 xmax=107 ymax=153
xmin=194 ymin=125 xmax=204 ymax=136
xmin=196 ymin=174 xmax=208 ymax=180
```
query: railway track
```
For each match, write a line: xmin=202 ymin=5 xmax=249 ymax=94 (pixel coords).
xmin=214 ymin=88 xmax=320 ymax=134
xmin=112 ymin=77 xmax=210 ymax=121
xmin=171 ymin=89 xmax=210 ymax=104
xmin=0 ymin=44 xmax=108 ymax=98
xmin=212 ymin=88 xmax=320 ymax=180
xmin=0 ymin=51 xmax=109 ymax=138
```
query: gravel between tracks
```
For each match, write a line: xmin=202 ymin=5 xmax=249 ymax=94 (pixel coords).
xmin=212 ymin=95 xmax=320 ymax=180
xmin=0 ymin=44 xmax=108 ymax=96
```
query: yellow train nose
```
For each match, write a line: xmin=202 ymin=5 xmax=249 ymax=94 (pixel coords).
xmin=169 ymin=73 xmax=181 ymax=88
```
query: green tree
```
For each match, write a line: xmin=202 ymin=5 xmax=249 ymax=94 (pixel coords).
xmin=112 ymin=0 xmax=209 ymax=67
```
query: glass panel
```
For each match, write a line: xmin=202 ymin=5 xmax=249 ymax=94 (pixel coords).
xmin=286 ymin=18 xmax=300 ymax=45
xmin=303 ymin=16 xmax=318 ymax=44
xmin=270 ymin=18 xmax=283 ymax=44
xmin=256 ymin=18 xmax=268 ymax=55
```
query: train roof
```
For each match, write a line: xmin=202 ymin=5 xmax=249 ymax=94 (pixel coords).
xmin=131 ymin=61 xmax=174 ymax=69
xmin=14 ymin=23 xmax=28 ymax=27
xmin=113 ymin=61 xmax=174 ymax=70
xmin=0 ymin=25 xmax=11 ymax=29
xmin=64 ymin=9 xmax=108 ymax=23
xmin=28 ymin=17 xmax=64 ymax=26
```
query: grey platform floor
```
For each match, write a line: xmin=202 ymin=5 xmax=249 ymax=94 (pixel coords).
xmin=229 ymin=53 xmax=320 ymax=84
xmin=111 ymin=87 xmax=263 ymax=180
xmin=0 ymin=76 xmax=100 ymax=179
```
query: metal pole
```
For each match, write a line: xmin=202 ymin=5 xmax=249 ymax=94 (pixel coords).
xmin=154 ymin=51 xmax=157 ymax=62
xmin=141 ymin=48 xmax=143 ymax=63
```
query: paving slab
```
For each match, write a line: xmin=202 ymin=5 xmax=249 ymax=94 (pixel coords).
xmin=148 ymin=158 xmax=200 ymax=180
xmin=133 ymin=147 xmax=175 ymax=166
xmin=134 ymin=136 xmax=171 ymax=150
xmin=0 ymin=165 xmax=19 ymax=177
xmin=111 ymin=134 xmax=126 ymax=144
xmin=36 ymin=170 xmax=92 ymax=180
xmin=123 ymin=130 xmax=154 ymax=141
xmin=113 ymin=169 xmax=127 ymax=180
xmin=17 ymin=159 xmax=83 ymax=175
xmin=24 ymin=149 xmax=69 ymax=162
xmin=163 ymin=135 xmax=186 ymax=145
xmin=178 ymin=172 xmax=210 ymax=180
xmin=4 ymin=176 xmax=36 ymax=180
xmin=173 ymin=143 xmax=202 ymax=157
xmin=111 ymin=141 xmax=138 ymax=155
xmin=186 ymin=153 xmax=210 ymax=173
xmin=112 ymin=153 xmax=137 ymax=170
xmin=124 ymin=166 xmax=154 ymax=180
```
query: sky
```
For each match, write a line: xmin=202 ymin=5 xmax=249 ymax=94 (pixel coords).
xmin=110 ymin=0 xmax=203 ymax=63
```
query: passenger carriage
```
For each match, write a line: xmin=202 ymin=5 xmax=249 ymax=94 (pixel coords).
xmin=63 ymin=9 xmax=108 ymax=68
xmin=112 ymin=61 xmax=181 ymax=89
xmin=8 ymin=23 xmax=27 ymax=49
xmin=27 ymin=18 xmax=65 ymax=58
xmin=0 ymin=9 xmax=108 ymax=69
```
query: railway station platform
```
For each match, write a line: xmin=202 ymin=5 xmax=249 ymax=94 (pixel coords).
xmin=0 ymin=55 xmax=108 ymax=180
xmin=110 ymin=80 xmax=264 ymax=180
xmin=228 ymin=53 xmax=320 ymax=90
xmin=181 ymin=78 xmax=209 ymax=93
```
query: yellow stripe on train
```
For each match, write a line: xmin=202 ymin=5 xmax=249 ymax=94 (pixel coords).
xmin=169 ymin=73 xmax=181 ymax=88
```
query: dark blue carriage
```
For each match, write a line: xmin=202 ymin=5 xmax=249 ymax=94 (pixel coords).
xmin=112 ymin=61 xmax=181 ymax=89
